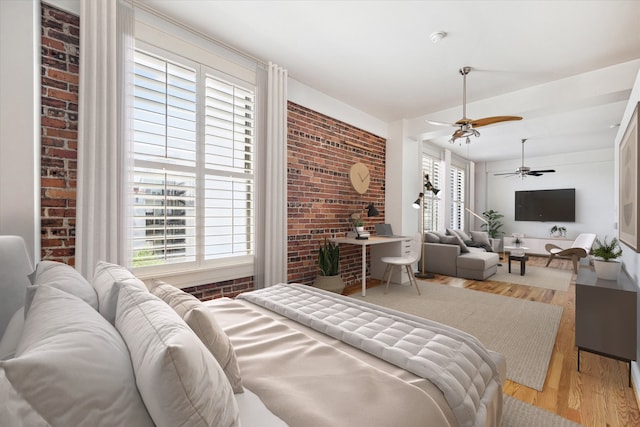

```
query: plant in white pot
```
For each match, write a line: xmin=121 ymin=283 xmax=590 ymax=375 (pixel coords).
xmin=591 ymin=236 xmax=623 ymax=280
xmin=313 ymin=238 xmax=345 ymax=294
xmin=353 ymin=218 xmax=364 ymax=233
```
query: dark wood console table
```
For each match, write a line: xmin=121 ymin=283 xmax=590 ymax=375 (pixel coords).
xmin=575 ymin=263 xmax=637 ymax=386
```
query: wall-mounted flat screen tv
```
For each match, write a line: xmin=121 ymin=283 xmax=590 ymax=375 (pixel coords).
xmin=515 ymin=188 xmax=576 ymax=222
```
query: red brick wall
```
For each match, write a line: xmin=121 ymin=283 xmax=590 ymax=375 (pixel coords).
xmin=38 ymin=8 xmax=384 ymax=296
xmin=40 ymin=3 xmax=79 ymax=265
xmin=287 ymin=102 xmax=386 ymax=287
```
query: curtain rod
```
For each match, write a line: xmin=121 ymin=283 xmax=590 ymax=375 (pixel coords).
xmin=132 ymin=1 xmax=268 ymax=68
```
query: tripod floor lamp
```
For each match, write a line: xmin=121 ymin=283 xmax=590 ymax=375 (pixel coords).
xmin=412 ymin=174 xmax=439 ymax=279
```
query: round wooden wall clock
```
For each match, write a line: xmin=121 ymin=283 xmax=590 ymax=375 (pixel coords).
xmin=349 ymin=162 xmax=370 ymax=194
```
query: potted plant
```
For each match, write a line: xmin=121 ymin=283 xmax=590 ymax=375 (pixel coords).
xmin=313 ymin=238 xmax=345 ymax=293
xmin=591 ymin=236 xmax=623 ymax=280
xmin=353 ymin=218 xmax=364 ymax=232
xmin=481 ymin=209 xmax=504 ymax=239
xmin=513 ymin=237 xmax=522 ymax=247
xmin=550 ymin=225 xmax=567 ymax=238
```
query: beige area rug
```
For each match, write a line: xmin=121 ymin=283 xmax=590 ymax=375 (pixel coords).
xmin=502 ymin=395 xmax=583 ymax=427
xmin=351 ymin=281 xmax=563 ymax=391
xmin=490 ymin=264 xmax=573 ymax=291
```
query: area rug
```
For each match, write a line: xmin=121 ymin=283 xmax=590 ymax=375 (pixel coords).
xmin=502 ymin=395 xmax=583 ymax=426
xmin=490 ymin=264 xmax=572 ymax=291
xmin=350 ymin=282 xmax=563 ymax=391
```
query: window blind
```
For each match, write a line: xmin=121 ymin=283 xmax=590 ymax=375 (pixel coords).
xmin=132 ymin=48 xmax=254 ymax=269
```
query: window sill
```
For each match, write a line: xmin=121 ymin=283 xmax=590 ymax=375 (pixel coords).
xmin=134 ymin=259 xmax=254 ymax=289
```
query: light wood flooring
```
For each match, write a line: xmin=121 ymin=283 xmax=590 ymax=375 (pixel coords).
xmin=344 ymin=256 xmax=640 ymax=427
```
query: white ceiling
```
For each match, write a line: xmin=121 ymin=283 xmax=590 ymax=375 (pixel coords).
xmin=139 ymin=0 xmax=640 ymax=162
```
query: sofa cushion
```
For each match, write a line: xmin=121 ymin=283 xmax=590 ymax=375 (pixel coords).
xmin=470 ymin=231 xmax=491 ymax=246
xmin=116 ymin=280 xmax=239 ymax=427
xmin=0 ymin=285 xmax=154 ymax=426
xmin=25 ymin=260 xmax=98 ymax=315
xmin=442 ymin=234 xmax=469 ymax=253
xmin=448 ymin=228 xmax=472 ymax=242
xmin=150 ymin=279 xmax=244 ymax=393
xmin=457 ymin=252 xmax=499 ymax=270
xmin=424 ymin=232 xmax=441 ymax=243
xmin=92 ymin=260 xmax=147 ymax=324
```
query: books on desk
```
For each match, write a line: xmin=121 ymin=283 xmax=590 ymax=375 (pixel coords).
xmin=347 ymin=231 xmax=370 ymax=239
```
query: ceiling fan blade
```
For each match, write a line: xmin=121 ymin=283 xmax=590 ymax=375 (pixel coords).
xmin=530 ymin=169 xmax=556 ymax=174
xmin=470 ymin=116 xmax=523 ymax=127
xmin=493 ymin=172 xmax=517 ymax=176
xmin=426 ymin=119 xmax=455 ymax=127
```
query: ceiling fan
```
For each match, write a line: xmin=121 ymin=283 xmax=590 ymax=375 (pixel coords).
xmin=494 ymin=139 xmax=556 ymax=178
xmin=427 ymin=66 xmax=523 ymax=144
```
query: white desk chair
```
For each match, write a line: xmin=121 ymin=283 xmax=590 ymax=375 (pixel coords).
xmin=381 ymin=233 xmax=422 ymax=295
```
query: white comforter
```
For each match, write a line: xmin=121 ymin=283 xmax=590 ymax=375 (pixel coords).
xmin=238 ymin=284 xmax=503 ymax=427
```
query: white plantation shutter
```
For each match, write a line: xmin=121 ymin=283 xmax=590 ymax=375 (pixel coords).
xmin=132 ymin=48 xmax=254 ymax=270
xmin=421 ymin=154 xmax=441 ymax=232
xmin=449 ymin=165 xmax=465 ymax=230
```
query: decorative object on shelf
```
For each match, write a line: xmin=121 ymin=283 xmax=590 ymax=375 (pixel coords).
xmin=514 ymin=237 xmax=522 ymax=247
xmin=349 ymin=162 xmax=370 ymax=194
xmin=591 ymin=236 xmax=623 ymax=280
xmin=314 ymin=238 xmax=345 ymax=294
xmin=549 ymin=225 xmax=567 ymax=238
xmin=619 ymin=102 xmax=640 ymax=252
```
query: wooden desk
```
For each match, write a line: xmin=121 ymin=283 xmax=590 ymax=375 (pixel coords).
xmin=332 ymin=236 xmax=411 ymax=297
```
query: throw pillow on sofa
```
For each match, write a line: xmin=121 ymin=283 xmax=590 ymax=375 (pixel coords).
xmin=150 ymin=279 xmax=244 ymax=393
xmin=25 ymin=260 xmax=98 ymax=316
xmin=92 ymin=260 xmax=148 ymax=324
xmin=1 ymin=285 xmax=154 ymax=426
xmin=116 ymin=280 xmax=239 ymax=427
xmin=424 ymin=232 xmax=441 ymax=243
xmin=441 ymin=235 xmax=469 ymax=253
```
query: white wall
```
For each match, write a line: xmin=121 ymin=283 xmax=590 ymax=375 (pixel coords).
xmin=478 ymin=148 xmax=615 ymax=240
xmin=614 ymin=66 xmax=640 ymax=399
xmin=0 ymin=0 xmax=40 ymax=263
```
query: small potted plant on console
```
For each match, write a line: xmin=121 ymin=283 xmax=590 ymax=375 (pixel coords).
xmin=591 ymin=236 xmax=623 ymax=280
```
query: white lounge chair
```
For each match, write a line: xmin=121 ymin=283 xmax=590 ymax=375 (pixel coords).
xmin=545 ymin=233 xmax=596 ymax=274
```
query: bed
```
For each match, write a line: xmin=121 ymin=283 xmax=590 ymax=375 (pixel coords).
xmin=206 ymin=283 xmax=506 ymax=427
xmin=0 ymin=234 xmax=504 ymax=426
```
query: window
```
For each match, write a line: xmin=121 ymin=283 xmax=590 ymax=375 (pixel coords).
xmin=421 ymin=154 xmax=441 ymax=231
xmin=449 ymin=164 xmax=465 ymax=230
xmin=131 ymin=47 xmax=255 ymax=274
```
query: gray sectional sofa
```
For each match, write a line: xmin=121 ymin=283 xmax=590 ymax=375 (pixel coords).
xmin=420 ymin=230 xmax=500 ymax=280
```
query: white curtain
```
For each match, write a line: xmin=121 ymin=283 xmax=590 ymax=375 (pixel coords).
xmin=76 ymin=0 xmax=134 ymax=279
xmin=256 ymin=62 xmax=288 ymax=287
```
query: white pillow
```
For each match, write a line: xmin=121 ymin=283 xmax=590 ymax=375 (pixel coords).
xmin=116 ymin=280 xmax=239 ymax=427
xmin=0 ymin=367 xmax=50 ymax=427
xmin=0 ymin=307 xmax=24 ymax=360
xmin=92 ymin=260 xmax=147 ymax=324
xmin=151 ymin=280 xmax=244 ymax=393
xmin=0 ymin=285 xmax=154 ymax=426
xmin=25 ymin=260 xmax=98 ymax=315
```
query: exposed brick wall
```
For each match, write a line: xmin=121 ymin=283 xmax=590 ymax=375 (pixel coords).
xmin=37 ymin=9 xmax=381 ymax=298
xmin=287 ymin=102 xmax=386 ymax=287
xmin=40 ymin=3 xmax=79 ymax=265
